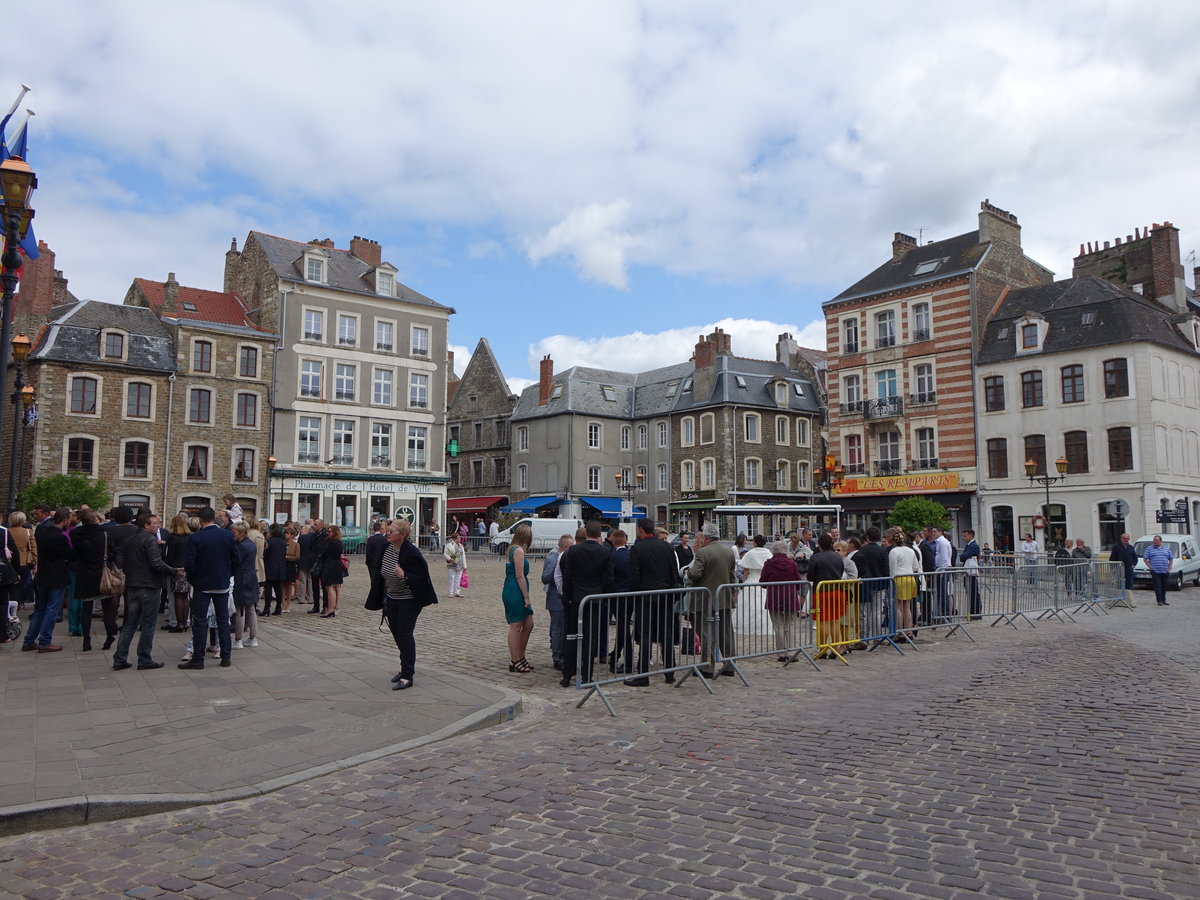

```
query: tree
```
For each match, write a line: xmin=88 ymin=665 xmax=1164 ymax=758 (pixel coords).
xmin=17 ymin=474 xmax=111 ymax=513
xmin=888 ymin=496 xmax=950 ymax=534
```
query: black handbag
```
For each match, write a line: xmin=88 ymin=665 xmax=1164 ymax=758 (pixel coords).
xmin=0 ymin=556 xmax=19 ymax=586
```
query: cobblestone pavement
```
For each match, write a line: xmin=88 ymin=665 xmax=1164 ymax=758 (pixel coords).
xmin=0 ymin=552 xmax=1197 ymax=898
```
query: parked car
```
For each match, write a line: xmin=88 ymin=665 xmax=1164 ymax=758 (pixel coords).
xmin=491 ymin=517 xmax=583 ymax=556
xmin=1131 ymin=533 xmax=1200 ymax=590
xmin=340 ymin=525 xmax=367 ymax=554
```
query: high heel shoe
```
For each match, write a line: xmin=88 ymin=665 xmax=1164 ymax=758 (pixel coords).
xmin=82 ymin=637 xmax=92 ymax=652
xmin=102 ymin=636 xmax=114 ymax=651
xmin=319 ymin=610 xmax=337 ymax=618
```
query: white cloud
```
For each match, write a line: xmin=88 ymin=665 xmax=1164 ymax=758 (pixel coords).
xmin=526 ymin=201 xmax=636 ymax=288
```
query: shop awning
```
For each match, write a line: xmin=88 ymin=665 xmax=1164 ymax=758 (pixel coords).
xmin=447 ymin=495 xmax=507 ymax=512
xmin=668 ymin=497 xmax=727 ymax=511
xmin=500 ymin=495 xmax=560 ymax=514
xmin=580 ymin=496 xmax=626 ymax=518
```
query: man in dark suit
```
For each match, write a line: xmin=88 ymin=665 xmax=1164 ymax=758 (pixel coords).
xmin=853 ymin=526 xmax=890 ymax=641
xmin=364 ymin=519 xmax=388 ymax=610
xmin=606 ymin=529 xmax=634 ymax=674
xmin=959 ymin=529 xmax=982 ymax=617
xmin=181 ymin=506 xmax=239 ymax=669
xmin=625 ymin=518 xmax=682 ymax=686
xmin=21 ymin=508 xmax=76 ymax=652
xmin=308 ymin=520 xmax=328 ymax=614
xmin=559 ymin=521 xmax=613 ymax=687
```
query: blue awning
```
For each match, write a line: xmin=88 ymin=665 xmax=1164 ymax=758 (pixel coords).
xmin=500 ymin=495 xmax=560 ymax=514
xmin=581 ymin=496 xmax=624 ymax=518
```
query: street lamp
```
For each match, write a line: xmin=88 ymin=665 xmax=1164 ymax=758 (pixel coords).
xmin=0 ymin=155 xmax=37 ymax=509
xmin=814 ymin=461 xmax=847 ymax=495
xmin=6 ymin=332 xmax=31 ymax=509
xmin=266 ymin=454 xmax=278 ymax=525
xmin=613 ymin=470 xmax=643 ymax=496
xmin=1025 ymin=455 xmax=1068 ymax=515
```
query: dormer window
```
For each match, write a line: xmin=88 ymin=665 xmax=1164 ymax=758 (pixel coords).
xmin=1021 ymin=324 xmax=1038 ymax=348
xmin=101 ymin=331 xmax=125 ymax=360
xmin=377 ymin=271 xmax=394 ymax=296
xmin=735 ymin=375 xmax=747 ymax=389
xmin=1016 ymin=315 xmax=1047 ymax=354
xmin=774 ymin=382 xmax=788 ymax=405
xmin=304 ymin=255 xmax=327 ymax=283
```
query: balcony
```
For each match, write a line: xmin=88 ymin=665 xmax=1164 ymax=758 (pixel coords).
xmin=844 ymin=462 xmax=866 ymax=475
xmin=911 ymin=329 xmax=931 ymax=342
xmin=875 ymin=335 xmax=896 ymax=349
xmin=910 ymin=457 xmax=939 ymax=470
xmin=838 ymin=400 xmax=865 ymax=417
xmin=874 ymin=460 xmax=902 ymax=476
xmin=908 ymin=391 xmax=937 ymax=407
xmin=864 ymin=396 xmax=903 ymax=419
xmin=303 ymin=331 xmax=323 ymax=342
xmin=376 ymin=343 xmax=393 ymax=352
xmin=843 ymin=341 xmax=859 ymax=353
xmin=337 ymin=337 xmax=357 ymax=347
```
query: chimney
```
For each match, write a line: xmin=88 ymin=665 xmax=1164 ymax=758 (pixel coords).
xmin=538 ymin=355 xmax=554 ymax=406
xmin=447 ymin=349 xmax=455 ymax=376
xmin=709 ymin=327 xmax=731 ymax=356
xmin=309 ymin=238 xmax=335 ymax=249
xmin=978 ymin=198 xmax=1021 ymax=249
xmin=892 ymin=232 xmax=918 ymax=261
xmin=1193 ymin=265 xmax=1200 ymax=294
xmin=224 ymin=237 xmax=239 ymax=292
xmin=776 ymin=332 xmax=798 ymax=366
xmin=13 ymin=240 xmax=57 ymax=327
xmin=349 ymin=235 xmax=383 ymax=268
xmin=693 ymin=333 xmax=716 ymax=369
xmin=1149 ymin=222 xmax=1186 ymax=312
xmin=162 ymin=272 xmax=179 ymax=317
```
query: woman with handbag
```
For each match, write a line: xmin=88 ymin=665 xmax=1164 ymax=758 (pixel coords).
xmin=318 ymin=525 xmax=345 ymax=618
xmin=164 ymin=514 xmax=193 ymax=632
xmin=443 ymin=531 xmax=466 ymax=597
xmin=71 ymin=509 xmax=117 ymax=651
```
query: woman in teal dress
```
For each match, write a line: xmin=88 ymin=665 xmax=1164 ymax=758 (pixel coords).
xmin=503 ymin=523 xmax=534 ymax=673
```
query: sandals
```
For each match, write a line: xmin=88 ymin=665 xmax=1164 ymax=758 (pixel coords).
xmin=508 ymin=658 xmax=534 ymax=673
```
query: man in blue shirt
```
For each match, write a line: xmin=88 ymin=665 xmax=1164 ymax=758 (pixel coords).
xmin=1143 ymin=535 xmax=1174 ymax=606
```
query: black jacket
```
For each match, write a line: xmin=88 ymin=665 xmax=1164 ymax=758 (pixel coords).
xmin=117 ymin=529 xmax=177 ymax=589
xmin=807 ymin=549 xmax=844 ymax=585
xmin=71 ymin=523 xmax=109 ymax=598
xmin=263 ymin=536 xmax=288 ymax=581
xmin=628 ymin=536 xmax=681 ymax=593
xmin=854 ymin=541 xmax=890 ymax=580
xmin=34 ymin=521 xmax=76 ymax=589
xmin=560 ymin=539 xmax=614 ymax=608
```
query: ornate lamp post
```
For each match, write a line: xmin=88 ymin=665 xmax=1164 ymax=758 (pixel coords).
xmin=16 ymin=383 xmax=32 ymax=496
xmin=1024 ymin=455 xmax=1068 ymax=512
xmin=0 ymin=155 xmax=37 ymax=509
xmin=613 ymin=469 xmax=643 ymax=497
xmin=6 ymin=331 xmax=31 ymax=509
xmin=266 ymin=454 xmax=278 ymax=525
xmin=814 ymin=460 xmax=847 ymax=496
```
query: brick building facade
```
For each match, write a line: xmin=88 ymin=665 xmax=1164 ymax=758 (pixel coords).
xmin=446 ymin=338 xmax=516 ymax=526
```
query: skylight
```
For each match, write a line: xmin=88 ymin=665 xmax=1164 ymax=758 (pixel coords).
xmin=997 ymin=327 xmax=1010 ymax=340
xmin=602 ymin=385 xmax=617 ymax=401
xmin=1081 ymin=312 xmax=1096 ymax=325
xmin=550 ymin=384 xmax=563 ymax=399
xmin=182 ymin=301 xmax=198 ymax=312
xmin=665 ymin=382 xmax=679 ymax=398
xmin=735 ymin=375 xmax=747 ymax=389
xmin=912 ymin=257 xmax=946 ymax=276
xmin=682 ymin=378 xmax=693 ymax=391
xmin=794 ymin=383 xmax=804 ymax=396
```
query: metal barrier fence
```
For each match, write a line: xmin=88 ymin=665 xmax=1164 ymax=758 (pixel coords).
xmin=718 ymin=580 xmax=819 ymax=671
xmin=812 ymin=579 xmax=861 ymax=663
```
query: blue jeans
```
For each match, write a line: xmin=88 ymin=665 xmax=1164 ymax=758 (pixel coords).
xmin=548 ymin=608 xmax=565 ymax=663
xmin=114 ymin=586 xmax=161 ymax=666
xmin=1151 ymin=572 xmax=1169 ymax=604
xmin=23 ymin=584 xmax=66 ymax=647
xmin=191 ymin=591 xmax=232 ymax=660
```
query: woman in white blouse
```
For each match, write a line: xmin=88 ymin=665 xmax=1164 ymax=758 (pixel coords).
xmin=886 ymin=526 xmax=922 ymax=640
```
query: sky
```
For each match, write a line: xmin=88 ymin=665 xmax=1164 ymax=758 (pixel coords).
xmin=9 ymin=1 xmax=1200 ymax=393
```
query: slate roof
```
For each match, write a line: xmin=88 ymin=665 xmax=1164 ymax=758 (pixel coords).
xmin=33 ymin=301 xmax=176 ymax=371
xmin=249 ymin=232 xmax=453 ymax=312
xmin=977 ymin=276 xmax=1198 ymax=364
xmin=133 ymin=278 xmax=272 ymax=333
xmin=827 ymin=230 xmax=989 ymax=305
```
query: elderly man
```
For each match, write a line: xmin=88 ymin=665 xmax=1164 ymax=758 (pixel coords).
xmin=113 ymin=512 xmax=183 ymax=671
xmin=1143 ymin=535 xmax=1173 ymax=607
xmin=1109 ymin=533 xmax=1139 ymax=607
xmin=688 ymin=522 xmax=737 ymax=677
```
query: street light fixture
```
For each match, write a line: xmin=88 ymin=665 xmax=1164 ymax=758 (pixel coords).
xmin=814 ymin=460 xmax=847 ymax=495
xmin=613 ymin=470 xmax=643 ymax=496
xmin=1025 ymin=455 xmax=1068 ymax=514
xmin=6 ymin=332 xmax=31 ymax=509
xmin=0 ymin=154 xmax=37 ymax=509
xmin=266 ymin=454 xmax=278 ymax=525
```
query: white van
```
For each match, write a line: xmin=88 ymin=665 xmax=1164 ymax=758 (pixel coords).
xmin=1131 ymin=533 xmax=1200 ymax=590
xmin=491 ymin=518 xmax=583 ymax=555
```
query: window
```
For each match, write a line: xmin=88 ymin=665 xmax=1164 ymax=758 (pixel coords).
xmin=745 ymin=458 xmax=760 ymax=487
xmin=587 ymin=422 xmax=601 ymax=449
xmin=377 ymin=271 xmax=394 ymax=296
xmin=193 ymin=340 xmax=212 ymax=373
xmin=411 ymin=325 xmax=430 ymax=357
xmin=877 ymin=431 xmax=900 ymax=470
xmin=1024 ymin=434 xmax=1047 ymax=476
xmin=1021 ymin=371 xmax=1043 ymax=408
xmin=185 ymin=445 xmax=209 ymax=480
xmin=298 ymin=417 xmax=320 ymax=464
xmin=621 ymin=426 xmax=631 ymax=450
xmin=238 ymin=346 xmax=259 ymax=378
xmin=776 ymin=460 xmax=789 ymax=489
xmin=1104 ymin=359 xmax=1129 ymax=398
xmin=1064 ymin=430 xmax=1089 ymax=474
xmin=681 ymin=417 xmax=695 ymax=446
xmin=332 ymin=420 xmax=355 ymax=465
xmin=517 ymin=426 xmax=529 ymax=452
xmin=337 ymin=314 xmax=358 ymax=347
xmin=550 ymin=384 xmax=563 ymax=400
xmin=449 ymin=462 xmax=460 ymax=486
xmin=123 ymin=441 xmax=149 ymax=478
xmin=474 ymin=422 xmax=482 ymax=446
xmin=735 ymin=375 xmax=748 ymax=389
xmin=518 ymin=464 xmax=528 ymax=491
xmin=300 ymin=360 xmax=323 ymax=398
xmin=335 ymin=364 xmax=356 ymax=401
xmin=875 ymin=369 xmax=898 ymax=398
xmin=775 ymin=382 xmax=788 ymax=406
xmin=1021 ymin=323 xmax=1038 ymax=349
xmin=188 ymin=388 xmax=211 ymax=424
xmin=376 ymin=320 xmax=394 ymax=352
xmin=842 ymin=374 xmax=861 ymax=411
xmin=602 ymin=386 xmax=617 ymax=402
xmin=67 ymin=437 xmax=95 ymax=474
xmin=70 ymin=377 xmax=98 ymax=414
xmin=126 ymin=382 xmax=152 ymax=419
xmin=235 ymin=393 xmax=258 ymax=428
xmin=987 ymin=438 xmax=1008 ymax=479
xmin=472 ymin=460 xmax=486 ymax=485
xmin=843 ymin=318 xmax=859 ymax=353
xmin=797 ymin=462 xmax=809 ymax=490
xmin=700 ymin=413 xmax=714 ymax=444
xmin=233 ymin=448 xmax=255 ymax=482
xmin=875 ymin=310 xmax=896 ymax=348
xmin=744 ymin=413 xmax=760 ymax=443
xmin=373 ymin=368 xmax=394 ymax=405
xmin=913 ymin=363 xmax=935 ymax=403
xmin=637 ymin=424 xmax=647 ymax=450
xmin=912 ymin=303 xmax=931 ymax=341
xmin=682 ymin=461 xmax=695 ymax=490
xmin=495 ymin=458 xmax=508 ymax=484
xmin=657 ymin=463 xmax=667 ymax=490
xmin=776 ymin=416 xmax=789 ymax=445
xmin=657 ymin=421 xmax=668 ymax=448
xmin=666 ymin=381 xmax=679 ymax=398
xmin=305 ymin=256 xmax=325 ymax=282
xmin=914 ymin=427 xmax=936 ymax=467
xmin=984 ymin=375 xmax=1005 ymax=412
xmin=1061 ymin=365 xmax=1084 ymax=403
xmin=407 ymin=426 xmax=427 ymax=469
xmin=912 ymin=258 xmax=943 ymax=276
xmin=702 ymin=459 xmax=715 ymax=489
xmin=371 ymin=423 xmax=392 ymax=467
xmin=303 ymin=309 xmax=324 ymax=341
xmin=587 ymin=466 xmax=601 ymax=492
xmin=1108 ymin=427 xmax=1133 ymax=471
xmin=845 ymin=434 xmax=863 ymax=472
xmin=102 ymin=332 xmax=124 ymax=359
xmin=496 ymin=420 xmax=508 ymax=444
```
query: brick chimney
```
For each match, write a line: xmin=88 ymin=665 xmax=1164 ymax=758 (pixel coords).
xmin=162 ymin=272 xmax=179 ymax=317
xmin=693 ymin=333 xmax=716 ymax=369
xmin=892 ymin=232 xmax=918 ymax=261
xmin=349 ymin=236 xmax=382 ymax=268
xmin=13 ymin=240 xmax=58 ymax=335
xmin=1149 ymin=222 xmax=1186 ymax=312
xmin=309 ymin=238 xmax=335 ymax=249
xmin=538 ymin=355 xmax=554 ymax=405
xmin=978 ymin=199 xmax=1021 ymax=249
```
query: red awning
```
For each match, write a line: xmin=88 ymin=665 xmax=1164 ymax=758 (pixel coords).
xmin=447 ymin=495 xmax=507 ymax=511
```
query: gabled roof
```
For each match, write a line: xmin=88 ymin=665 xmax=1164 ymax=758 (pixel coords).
xmin=827 ymin=230 xmax=988 ymax=305
xmin=32 ymin=301 xmax=175 ymax=371
xmin=978 ymin=276 xmax=1198 ymax=364
xmin=248 ymin=231 xmax=452 ymax=312
xmin=133 ymin=278 xmax=272 ymax=333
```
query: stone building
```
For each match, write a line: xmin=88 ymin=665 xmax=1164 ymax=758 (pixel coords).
xmin=223 ymin=232 xmax=454 ymax=531
xmin=822 ymin=200 xmax=1054 ymax=536
xmin=445 ymin=338 xmax=516 ymax=528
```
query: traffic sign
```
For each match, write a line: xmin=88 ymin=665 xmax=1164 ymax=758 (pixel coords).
xmin=1108 ymin=499 xmax=1130 ymax=518
xmin=1156 ymin=510 xmax=1187 ymax=524
xmin=1175 ymin=498 xmax=1188 ymax=511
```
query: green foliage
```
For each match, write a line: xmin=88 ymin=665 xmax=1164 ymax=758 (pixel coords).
xmin=17 ymin=474 xmax=111 ymax=513
xmin=887 ymin=496 xmax=951 ymax=534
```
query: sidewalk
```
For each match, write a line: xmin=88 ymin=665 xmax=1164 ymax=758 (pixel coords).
xmin=0 ymin=619 xmax=520 ymax=836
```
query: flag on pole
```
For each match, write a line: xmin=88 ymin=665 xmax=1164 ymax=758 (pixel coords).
xmin=0 ymin=85 xmax=38 ymax=260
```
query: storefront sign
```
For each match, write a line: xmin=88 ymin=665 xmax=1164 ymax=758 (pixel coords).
xmin=834 ymin=472 xmax=960 ymax=495
xmin=285 ymin=478 xmax=438 ymax=494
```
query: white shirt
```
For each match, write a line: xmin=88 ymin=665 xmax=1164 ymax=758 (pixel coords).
xmin=932 ymin=534 xmax=952 ymax=568
xmin=1020 ymin=539 xmax=1039 ymax=561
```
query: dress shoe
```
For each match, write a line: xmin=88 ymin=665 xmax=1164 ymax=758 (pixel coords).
xmin=220 ymin=657 xmax=232 ymax=667
xmin=664 ymin=673 xmax=675 ymax=684
xmin=391 ymin=671 xmax=405 ymax=683
xmin=392 ymin=677 xmax=414 ymax=690
xmin=307 ymin=609 xmax=321 ymax=614
xmin=624 ymin=677 xmax=650 ymax=687
xmin=559 ymin=675 xmax=573 ymax=688
xmin=112 ymin=661 xmax=132 ymax=671
xmin=38 ymin=644 xmax=63 ymax=653
xmin=20 ymin=644 xmax=36 ymax=651
xmin=102 ymin=637 xmax=115 ymax=650
xmin=82 ymin=638 xmax=92 ymax=651
xmin=137 ymin=661 xmax=165 ymax=670
xmin=178 ymin=659 xmax=204 ymax=669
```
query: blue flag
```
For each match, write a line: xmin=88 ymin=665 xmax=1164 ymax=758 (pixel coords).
xmin=0 ymin=87 xmax=38 ymax=260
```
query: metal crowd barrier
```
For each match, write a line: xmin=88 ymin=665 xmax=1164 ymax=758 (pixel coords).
xmin=1090 ymin=560 xmax=1130 ymax=610
xmin=906 ymin=569 xmax=975 ymax=642
xmin=721 ymin=580 xmax=819 ymax=671
xmin=857 ymin=576 xmax=905 ymax=654
xmin=811 ymin=579 xmax=861 ymax=663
